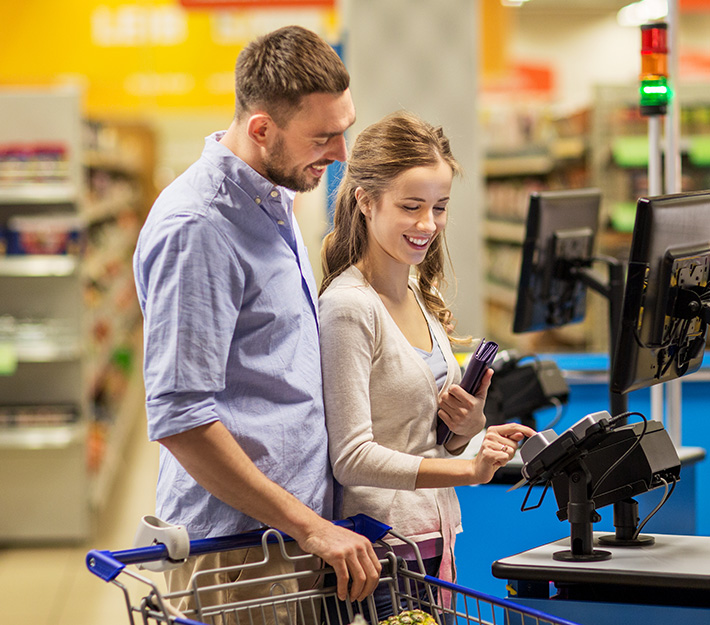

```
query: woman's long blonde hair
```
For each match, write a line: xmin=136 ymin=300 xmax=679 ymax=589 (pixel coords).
xmin=320 ymin=110 xmax=466 ymax=341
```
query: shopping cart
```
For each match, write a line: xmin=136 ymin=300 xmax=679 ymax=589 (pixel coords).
xmin=86 ymin=514 xmax=579 ymax=625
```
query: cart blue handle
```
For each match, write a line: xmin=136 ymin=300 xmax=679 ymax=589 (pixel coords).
xmin=86 ymin=514 xmax=391 ymax=582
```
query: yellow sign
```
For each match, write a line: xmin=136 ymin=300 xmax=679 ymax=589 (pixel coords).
xmin=0 ymin=1 xmax=341 ymax=115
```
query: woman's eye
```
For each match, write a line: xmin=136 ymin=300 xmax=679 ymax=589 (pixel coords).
xmin=403 ymin=205 xmax=420 ymax=211
xmin=434 ymin=205 xmax=447 ymax=212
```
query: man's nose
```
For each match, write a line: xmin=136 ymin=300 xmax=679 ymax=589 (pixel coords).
xmin=327 ymin=134 xmax=348 ymax=163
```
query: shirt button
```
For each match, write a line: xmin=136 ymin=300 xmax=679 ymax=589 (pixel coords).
xmin=277 ymin=220 xmax=285 ymax=226
xmin=255 ymin=197 xmax=261 ymax=204
xmin=270 ymin=190 xmax=279 ymax=198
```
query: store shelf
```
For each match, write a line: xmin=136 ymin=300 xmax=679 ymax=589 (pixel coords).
xmin=0 ymin=254 xmax=79 ymax=277
xmin=0 ymin=421 xmax=85 ymax=450
xmin=481 ymin=103 xmax=593 ymax=352
xmin=592 ymin=83 xmax=710 ymax=229
xmin=14 ymin=340 xmax=82 ymax=363
xmin=0 ymin=183 xmax=79 ymax=205
xmin=483 ymin=219 xmax=525 ymax=244
xmin=89 ymin=340 xmax=145 ymax=510
xmin=85 ymin=149 xmax=143 ymax=176
xmin=484 ymin=152 xmax=554 ymax=178
xmin=83 ymin=189 xmax=140 ymax=224
xmin=485 ymin=280 xmax=518 ymax=310
xmin=0 ymin=88 xmax=154 ymax=543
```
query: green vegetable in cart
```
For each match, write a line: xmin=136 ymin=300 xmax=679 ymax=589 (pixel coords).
xmin=378 ymin=609 xmax=437 ymax=625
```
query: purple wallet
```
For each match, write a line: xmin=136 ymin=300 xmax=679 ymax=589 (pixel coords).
xmin=436 ymin=339 xmax=499 ymax=445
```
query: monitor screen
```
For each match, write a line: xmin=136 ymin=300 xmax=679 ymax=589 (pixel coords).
xmin=610 ymin=191 xmax=710 ymax=394
xmin=513 ymin=189 xmax=601 ymax=334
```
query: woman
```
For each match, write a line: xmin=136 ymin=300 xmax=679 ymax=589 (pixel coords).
xmin=318 ymin=111 xmax=535 ymax=616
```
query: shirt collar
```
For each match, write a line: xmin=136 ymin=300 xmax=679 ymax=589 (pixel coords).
xmin=203 ymin=131 xmax=295 ymax=219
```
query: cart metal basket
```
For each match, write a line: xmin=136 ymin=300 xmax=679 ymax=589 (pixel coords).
xmin=86 ymin=514 xmax=579 ymax=625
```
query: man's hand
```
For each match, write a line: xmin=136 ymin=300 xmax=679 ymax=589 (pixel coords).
xmin=159 ymin=422 xmax=381 ymax=601
xmin=297 ymin=519 xmax=381 ymax=601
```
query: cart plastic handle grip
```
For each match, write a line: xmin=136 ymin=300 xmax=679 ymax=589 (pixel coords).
xmin=86 ymin=514 xmax=391 ymax=582
xmin=340 ymin=513 xmax=392 ymax=543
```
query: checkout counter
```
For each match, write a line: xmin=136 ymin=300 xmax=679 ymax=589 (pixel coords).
xmin=492 ymin=532 xmax=710 ymax=624
xmin=453 ymin=353 xmax=708 ymax=622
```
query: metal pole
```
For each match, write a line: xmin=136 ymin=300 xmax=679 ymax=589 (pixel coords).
xmin=648 ymin=115 xmax=665 ymax=431
xmin=664 ymin=0 xmax=683 ymax=448
xmin=648 ymin=116 xmax=663 ymax=197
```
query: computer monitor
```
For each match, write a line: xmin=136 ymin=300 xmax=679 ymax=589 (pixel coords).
xmin=610 ymin=191 xmax=710 ymax=395
xmin=513 ymin=189 xmax=602 ymax=334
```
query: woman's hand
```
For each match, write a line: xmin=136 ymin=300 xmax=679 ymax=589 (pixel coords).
xmin=471 ymin=422 xmax=537 ymax=484
xmin=438 ymin=368 xmax=493 ymax=442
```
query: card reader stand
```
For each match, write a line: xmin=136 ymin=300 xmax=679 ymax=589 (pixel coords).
xmin=519 ymin=411 xmax=680 ymax=562
xmin=552 ymin=458 xmax=611 ymax=562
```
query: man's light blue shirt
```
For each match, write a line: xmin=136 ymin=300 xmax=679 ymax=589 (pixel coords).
xmin=133 ymin=132 xmax=333 ymax=538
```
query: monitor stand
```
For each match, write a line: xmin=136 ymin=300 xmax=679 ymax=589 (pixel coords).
xmin=570 ymin=256 xmax=653 ymax=547
xmin=571 ymin=255 xmax=627 ymax=418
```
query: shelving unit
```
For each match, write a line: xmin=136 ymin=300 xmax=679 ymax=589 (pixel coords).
xmin=591 ymin=83 xmax=710 ymax=258
xmin=480 ymin=103 xmax=595 ymax=353
xmin=0 ymin=87 xmax=88 ymax=542
xmin=82 ymin=119 xmax=155 ymax=513
xmin=0 ymin=87 xmax=154 ymax=543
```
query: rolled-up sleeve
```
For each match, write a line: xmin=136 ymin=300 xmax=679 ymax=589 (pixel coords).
xmin=135 ymin=213 xmax=242 ymax=441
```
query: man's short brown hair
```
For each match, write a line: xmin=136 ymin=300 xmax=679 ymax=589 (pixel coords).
xmin=235 ymin=25 xmax=350 ymax=126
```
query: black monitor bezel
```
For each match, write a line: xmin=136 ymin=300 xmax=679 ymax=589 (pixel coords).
xmin=610 ymin=191 xmax=710 ymax=394
xmin=512 ymin=188 xmax=602 ymax=334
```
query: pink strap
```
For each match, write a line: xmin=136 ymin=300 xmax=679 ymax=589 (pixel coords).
xmin=438 ymin=523 xmax=457 ymax=609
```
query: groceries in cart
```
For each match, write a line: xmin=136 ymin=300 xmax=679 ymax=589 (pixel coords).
xmin=86 ymin=513 xmax=581 ymax=625
xmin=377 ymin=609 xmax=436 ymax=625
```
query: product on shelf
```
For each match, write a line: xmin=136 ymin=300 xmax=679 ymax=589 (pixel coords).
xmin=0 ymin=404 xmax=79 ymax=427
xmin=0 ymin=90 xmax=154 ymax=542
xmin=6 ymin=213 xmax=85 ymax=255
xmin=0 ymin=142 xmax=69 ymax=185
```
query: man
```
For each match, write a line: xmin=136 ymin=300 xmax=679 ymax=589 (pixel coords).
xmin=133 ymin=25 xmax=380 ymax=613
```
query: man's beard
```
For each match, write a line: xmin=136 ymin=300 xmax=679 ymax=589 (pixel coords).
xmin=263 ymin=135 xmax=328 ymax=193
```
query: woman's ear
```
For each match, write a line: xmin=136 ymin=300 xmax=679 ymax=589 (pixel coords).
xmin=355 ymin=187 xmax=371 ymax=217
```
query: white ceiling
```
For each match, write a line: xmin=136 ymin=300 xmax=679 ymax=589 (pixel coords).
xmin=517 ymin=0 xmax=630 ymax=11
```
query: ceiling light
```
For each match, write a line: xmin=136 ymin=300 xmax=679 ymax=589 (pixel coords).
xmin=618 ymin=0 xmax=668 ymax=27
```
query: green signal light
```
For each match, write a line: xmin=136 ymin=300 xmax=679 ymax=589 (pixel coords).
xmin=640 ymin=76 xmax=671 ymax=115
xmin=640 ymin=76 xmax=671 ymax=108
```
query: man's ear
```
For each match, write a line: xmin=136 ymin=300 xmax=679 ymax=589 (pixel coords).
xmin=246 ymin=113 xmax=272 ymax=148
xmin=355 ymin=187 xmax=371 ymax=217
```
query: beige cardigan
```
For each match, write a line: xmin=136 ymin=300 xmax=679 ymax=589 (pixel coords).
xmin=319 ymin=265 xmax=464 ymax=547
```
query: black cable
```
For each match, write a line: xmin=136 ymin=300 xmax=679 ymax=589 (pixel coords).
xmin=661 ymin=316 xmax=693 ymax=377
xmin=541 ymin=397 xmax=566 ymax=431
xmin=590 ymin=411 xmax=648 ymax=500
xmin=632 ymin=476 xmax=677 ymax=540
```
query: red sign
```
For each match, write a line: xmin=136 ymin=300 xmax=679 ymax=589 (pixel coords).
xmin=180 ymin=0 xmax=335 ymax=8
xmin=681 ymin=0 xmax=710 ymax=11
xmin=483 ymin=63 xmax=555 ymax=97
